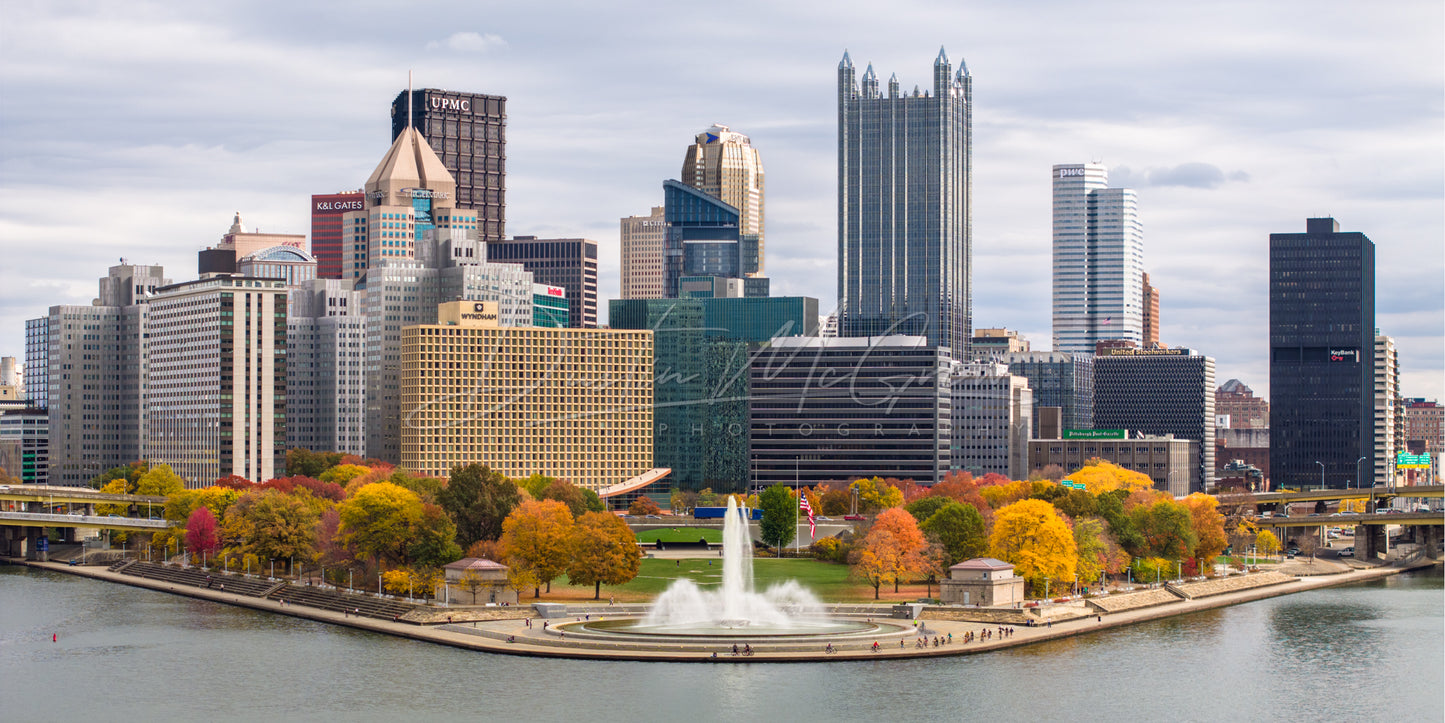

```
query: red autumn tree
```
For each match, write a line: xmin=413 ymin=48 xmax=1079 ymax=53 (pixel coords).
xmin=185 ymin=506 xmax=222 ymax=559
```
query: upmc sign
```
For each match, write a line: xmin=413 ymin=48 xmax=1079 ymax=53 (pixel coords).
xmin=431 ymin=96 xmax=472 ymax=113
xmin=312 ymin=193 xmax=365 ymax=214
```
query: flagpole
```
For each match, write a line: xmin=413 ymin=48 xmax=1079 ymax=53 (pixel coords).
xmin=795 ymin=457 xmax=800 ymax=558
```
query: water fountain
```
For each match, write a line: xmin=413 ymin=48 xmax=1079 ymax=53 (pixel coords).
xmin=572 ymin=497 xmax=885 ymax=640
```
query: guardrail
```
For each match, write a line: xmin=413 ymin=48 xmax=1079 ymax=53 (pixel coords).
xmin=0 ymin=511 xmax=169 ymax=528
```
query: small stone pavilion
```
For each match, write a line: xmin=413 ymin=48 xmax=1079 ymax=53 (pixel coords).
xmin=441 ymin=558 xmax=517 ymax=605
xmin=940 ymin=557 xmax=1026 ymax=607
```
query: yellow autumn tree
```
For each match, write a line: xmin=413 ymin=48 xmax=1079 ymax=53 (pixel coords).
xmin=1255 ymin=529 xmax=1281 ymax=558
xmin=1068 ymin=459 xmax=1156 ymax=495
xmin=978 ymin=479 xmax=1033 ymax=510
xmin=988 ymin=499 xmax=1078 ymax=597
xmin=96 ymin=479 xmax=131 ymax=516
xmin=499 ymin=499 xmax=575 ymax=597
xmin=870 ymin=507 xmax=930 ymax=592
xmin=849 ymin=477 xmax=904 ymax=512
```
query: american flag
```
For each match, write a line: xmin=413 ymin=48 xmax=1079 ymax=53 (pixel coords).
xmin=799 ymin=494 xmax=816 ymax=539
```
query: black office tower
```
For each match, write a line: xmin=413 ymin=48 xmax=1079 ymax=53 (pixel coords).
xmin=1269 ymin=217 xmax=1374 ymax=490
xmin=391 ymin=89 xmax=506 ymax=243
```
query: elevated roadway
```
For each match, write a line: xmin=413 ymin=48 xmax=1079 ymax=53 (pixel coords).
xmin=1253 ymin=511 xmax=1443 ymax=529
xmin=0 ymin=510 xmax=169 ymax=532
xmin=1220 ymin=485 xmax=1443 ymax=506
xmin=0 ymin=484 xmax=167 ymax=506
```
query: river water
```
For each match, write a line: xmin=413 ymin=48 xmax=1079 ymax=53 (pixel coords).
xmin=1 ymin=565 xmax=1440 ymax=722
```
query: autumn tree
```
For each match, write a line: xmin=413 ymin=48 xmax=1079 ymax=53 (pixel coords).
xmin=88 ymin=461 xmax=149 ymax=491
xmin=438 ymin=463 xmax=521 ymax=547
xmin=1181 ymin=493 xmax=1229 ymax=573
xmin=849 ymin=477 xmax=904 ymax=513
xmin=1255 ymin=529 xmax=1281 ymax=558
xmin=757 ymin=484 xmax=797 ymax=550
xmin=499 ymin=499 xmax=574 ymax=597
xmin=388 ymin=469 xmax=446 ymax=505
xmin=224 ymin=489 xmax=320 ymax=564
xmin=816 ymin=487 xmax=853 ymax=516
xmin=319 ymin=463 xmax=372 ymax=487
xmin=851 ymin=529 xmax=902 ymax=599
xmin=314 ymin=508 xmax=351 ymax=567
xmin=860 ymin=508 xmax=929 ymax=593
xmin=136 ymin=464 xmax=185 ymax=497
xmin=514 ymin=473 xmax=557 ymax=499
xmin=96 ymin=479 xmax=131 ymax=516
xmin=1072 ymin=517 xmax=1120 ymax=591
xmin=628 ymin=496 xmax=662 ymax=516
xmin=988 ymin=499 xmax=1078 ymax=597
xmin=919 ymin=501 xmax=987 ymax=566
xmin=1067 ymin=459 xmax=1156 ymax=495
xmin=567 ymin=511 xmax=642 ymax=599
xmin=337 ymin=482 xmax=424 ymax=567
xmin=185 ymin=506 xmax=221 ymax=560
xmin=214 ymin=474 xmax=253 ymax=490
xmin=979 ymin=479 xmax=1036 ymax=510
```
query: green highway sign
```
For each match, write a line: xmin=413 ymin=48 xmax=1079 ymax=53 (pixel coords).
xmin=1395 ymin=452 xmax=1431 ymax=469
xmin=1063 ymin=429 xmax=1126 ymax=440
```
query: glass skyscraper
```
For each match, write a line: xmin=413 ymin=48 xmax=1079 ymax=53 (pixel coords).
xmin=837 ymin=48 xmax=971 ymax=355
xmin=1269 ymin=217 xmax=1375 ymax=490
xmin=1052 ymin=163 xmax=1145 ymax=353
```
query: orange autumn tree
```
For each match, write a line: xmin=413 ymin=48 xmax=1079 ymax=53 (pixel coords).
xmin=988 ymin=499 xmax=1078 ymax=597
xmin=1181 ymin=493 xmax=1229 ymax=573
xmin=850 ymin=508 xmax=928 ymax=597
xmin=500 ymin=499 xmax=574 ymax=597
xmin=566 ymin=511 xmax=642 ymax=599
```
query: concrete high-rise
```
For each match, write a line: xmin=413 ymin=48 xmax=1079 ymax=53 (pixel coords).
xmin=487 ymin=236 xmax=598 ymax=328
xmin=287 ymin=279 xmax=367 ymax=457
xmin=1093 ymin=348 xmax=1216 ymax=493
xmin=950 ymin=362 xmax=1032 ymax=480
xmin=26 ymin=262 xmax=168 ymax=485
xmin=1052 ymin=163 xmax=1145 ymax=353
xmin=391 ymin=89 xmax=506 ymax=242
xmin=1142 ymin=273 xmax=1160 ymax=348
xmin=1374 ymin=333 xmax=1400 ymax=487
xmin=838 ymin=49 xmax=971 ymax=354
xmin=147 ymin=275 xmax=288 ymax=486
xmin=620 ymin=206 xmax=667 ymax=299
xmin=681 ymin=124 xmax=765 ymax=276
xmin=1269 ymin=217 xmax=1374 ymax=490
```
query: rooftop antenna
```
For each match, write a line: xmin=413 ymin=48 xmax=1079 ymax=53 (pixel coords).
xmin=407 ymin=70 xmax=413 ymax=131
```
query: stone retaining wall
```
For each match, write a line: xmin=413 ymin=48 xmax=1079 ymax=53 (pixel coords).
xmin=919 ymin=607 xmax=1032 ymax=625
xmin=1086 ymin=588 xmax=1182 ymax=613
xmin=1167 ymin=572 xmax=1292 ymax=600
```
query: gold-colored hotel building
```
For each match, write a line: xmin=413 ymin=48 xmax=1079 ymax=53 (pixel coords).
xmin=399 ymin=302 xmax=654 ymax=491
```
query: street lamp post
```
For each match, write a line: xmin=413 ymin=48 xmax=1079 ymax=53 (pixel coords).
xmin=1315 ymin=461 xmax=1325 ymax=490
xmin=1355 ymin=456 xmax=1368 ymax=490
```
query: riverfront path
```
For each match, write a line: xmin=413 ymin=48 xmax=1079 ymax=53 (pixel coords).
xmin=9 ymin=557 xmax=1434 ymax=662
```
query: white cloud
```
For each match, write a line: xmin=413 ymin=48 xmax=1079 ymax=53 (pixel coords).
xmin=428 ymin=31 xmax=507 ymax=53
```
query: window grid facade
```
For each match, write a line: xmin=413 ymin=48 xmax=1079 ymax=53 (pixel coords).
xmin=398 ymin=324 xmax=653 ymax=491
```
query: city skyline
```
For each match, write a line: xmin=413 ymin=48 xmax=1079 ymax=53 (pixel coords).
xmin=0 ymin=1 xmax=1441 ymax=402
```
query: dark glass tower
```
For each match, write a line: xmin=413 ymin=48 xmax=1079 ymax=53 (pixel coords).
xmin=837 ymin=48 xmax=971 ymax=356
xmin=1269 ymin=217 xmax=1375 ymax=490
xmin=661 ymin=180 xmax=766 ymax=298
xmin=391 ymin=89 xmax=506 ymax=243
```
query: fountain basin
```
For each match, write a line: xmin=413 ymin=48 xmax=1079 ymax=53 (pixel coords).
xmin=573 ymin=616 xmax=885 ymax=639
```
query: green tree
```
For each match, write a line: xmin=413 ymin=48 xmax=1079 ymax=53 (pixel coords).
xmin=136 ymin=464 xmax=185 ymax=497
xmin=514 ymin=474 xmax=557 ymax=499
xmin=408 ymin=503 xmax=463 ymax=568
xmin=757 ymin=484 xmax=797 ymax=549
xmin=89 ymin=461 xmax=149 ymax=491
xmin=499 ymin=499 xmax=574 ymax=597
xmin=286 ymin=448 xmax=343 ymax=478
xmin=388 ymin=469 xmax=446 ymax=504
xmin=919 ymin=501 xmax=987 ymax=566
xmin=1129 ymin=499 xmax=1198 ymax=560
xmin=337 ymin=482 xmax=424 ymax=566
xmin=1072 ymin=517 xmax=1115 ymax=590
xmin=904 ymin=495 xmax=952 ymax=524
xmin=566 ymin=511 xmax=642 ymax=599
xmin=438 ymin=463 xmax=521 ymax=547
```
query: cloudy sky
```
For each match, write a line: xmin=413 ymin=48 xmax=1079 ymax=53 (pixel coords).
xmin=1 ymin=0 xmax=1441 ymax=401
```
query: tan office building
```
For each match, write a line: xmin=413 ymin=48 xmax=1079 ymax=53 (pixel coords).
xmin=681 ymin=124 xmax=765 ymax=275
xmin=399 ymin=302 xmax=654 ymax=490
xmin=620 ymin=206 xmax=667 ymax=299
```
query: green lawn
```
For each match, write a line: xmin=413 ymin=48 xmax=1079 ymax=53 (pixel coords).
xmin=634 ymin=528 xmax=723 ymax=544
xmin=553 ymin=557 xmax=895 ymax=602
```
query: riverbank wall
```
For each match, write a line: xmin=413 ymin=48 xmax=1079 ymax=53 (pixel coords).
xmin=5 ymin=556 xmax=1437 ymax=663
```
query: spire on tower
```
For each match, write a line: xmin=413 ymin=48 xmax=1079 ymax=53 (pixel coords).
xmin=839 ymin=50 xmax=853 ymax=69
xmin=935 ymin=46 xmax=949 ymax=66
